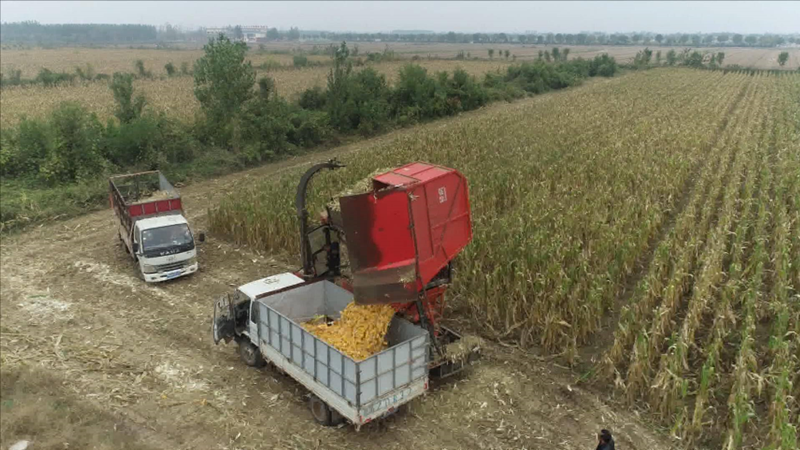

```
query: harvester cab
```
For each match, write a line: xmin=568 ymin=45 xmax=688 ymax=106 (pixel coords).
xmin=296 ymin=160 xmax=481 ymax=378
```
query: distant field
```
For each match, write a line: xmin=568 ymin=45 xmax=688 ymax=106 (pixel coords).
xmin=0 ymin=47 xmax=329 ymax=77
xmin=0 ymin=58 xmax=510 ymax=127
xmin=251 ymin=41 xmax=800 ymax=70
xmin=1 ymin=43 xmax=796 ymax=128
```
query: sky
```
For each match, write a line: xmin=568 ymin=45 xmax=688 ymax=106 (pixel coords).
xmin=0 ymin=1 xmax=797 ymax=35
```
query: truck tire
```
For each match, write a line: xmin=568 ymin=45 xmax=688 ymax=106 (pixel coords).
xmin=238 ymin=340 xmax=266 ymax=368
xmin=309 ymin=394 xmax=333 ymax=426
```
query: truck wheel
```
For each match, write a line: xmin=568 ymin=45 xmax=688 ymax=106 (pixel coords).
xmin=309 ymin=394 xmax=333 ymax=426
xmin=238 ymin=340 xmax=266 ymax=368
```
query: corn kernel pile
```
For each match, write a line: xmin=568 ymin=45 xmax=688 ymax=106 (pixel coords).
xmin=303 ymin=302 xmax=396 ymax=361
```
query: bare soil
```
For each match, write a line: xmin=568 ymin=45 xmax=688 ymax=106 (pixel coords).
xmin=1 ymin=101 xmax=679 ymax=450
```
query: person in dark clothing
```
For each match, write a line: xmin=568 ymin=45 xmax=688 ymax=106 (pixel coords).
xmin=596 ymin=429 xmax=615 ymax=450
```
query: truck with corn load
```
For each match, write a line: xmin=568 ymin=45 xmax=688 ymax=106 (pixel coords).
xmin=110 ymin=171 xmax=201 ymax=282
xmin=212 ymin=160 xmax=480 ymax=429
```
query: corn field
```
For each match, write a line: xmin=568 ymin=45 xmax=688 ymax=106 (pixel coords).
xmin=209 ymin=68 xmax=800 ymax=448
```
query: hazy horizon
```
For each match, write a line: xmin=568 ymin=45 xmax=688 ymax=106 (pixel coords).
xmin=1 ymin=1 xmax=797 ymax=35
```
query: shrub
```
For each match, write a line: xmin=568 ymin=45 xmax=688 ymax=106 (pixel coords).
xmin=777 ymin=52 xmax=789 ymax=66
xmin=666 ymin=49 xmax=678 ymax=66
xmin=104 ymin=113 xmax=197 ymax=168
xmin=391 ymin=64 xmax=446 ymax=122
xmin=180 ymin=61 xmax=190 ymax=75
xmin=164 ymin=62 xmax=176 ymax=76
xmin=447 ymin=68 xmax=488 ymax=112
xmin=589 ymin=54 xmax=619 ymax=77
xmin=35 ymin=68 xmax=75 ymax=87
xmin=2 ymin=68 xmax=23 ymax=86
xmin=12 ymin=102 xmax=108 ymax=184
xmin=236 ymin=96 xmax=293 ymax=163
xmin=293 ymin=55 xmax=309 ymax=67
xmin=110 ymin=73 xmax=146 ymax=124
xmin=298 ymin=86 xmax=326 ymax=110
xmin=257 ymin=76 xmax=277 ymax=99
xmin=286 ymin=108 xmax=330 ymax=148
xmin=683 ymin=51 xmax=705 ymax=68
xmin=75 ymin=63 xmax=95 ymax=81
xmin=134 ymin=59 xmax=152 ymax=78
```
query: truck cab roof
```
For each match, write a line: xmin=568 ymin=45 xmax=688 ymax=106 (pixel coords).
xmin=238 ymin=273 xmax=305 ymax=300
xmin=136 ymin=214 xmax=188 ymax=231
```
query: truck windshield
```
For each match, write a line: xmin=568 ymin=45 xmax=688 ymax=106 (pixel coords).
xmin=141 ymin=224 xmax=193 ymax=254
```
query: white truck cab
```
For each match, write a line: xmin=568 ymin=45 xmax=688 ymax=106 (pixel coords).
xmin=132 ymin=215 xmax=199 ymax=282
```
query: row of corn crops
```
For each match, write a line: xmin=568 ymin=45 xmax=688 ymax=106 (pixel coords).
xmin=602 ymin=72 xmax=799 ymax=448
xmin=209 ymin=69 xmax=799 ymax=447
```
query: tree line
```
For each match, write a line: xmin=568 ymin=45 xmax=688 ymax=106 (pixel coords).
xmin=305 ymin=31 xmax=797 ymax=48
xmin=0 ymin=21 xmax=158 ymax=45
xmin=2 ymin=22 xmax=796 ymax=48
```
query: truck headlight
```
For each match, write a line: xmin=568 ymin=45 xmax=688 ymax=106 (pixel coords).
xmin=141 ymin=264 xmax=156 ymax=274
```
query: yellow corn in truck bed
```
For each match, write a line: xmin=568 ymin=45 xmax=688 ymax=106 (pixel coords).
xmin=303 ymin=302 xmax=396 ymax=361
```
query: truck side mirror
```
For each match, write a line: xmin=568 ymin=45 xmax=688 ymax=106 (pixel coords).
xmin=132 ymin=242 xmax=139 ymax=253
xmin=197 ymin=232 xmax=206 ymax=243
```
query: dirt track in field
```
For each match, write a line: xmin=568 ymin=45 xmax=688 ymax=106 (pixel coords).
xmin=1 ymin=96 xmax=677 ymax=450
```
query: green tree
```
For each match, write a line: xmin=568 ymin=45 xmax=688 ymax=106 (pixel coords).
xmin=488 ymin=48 xmax=494 ymax=59
xmin=110 ymin=73 xmax=146 ymax=124
xmin=288 ymin=27 xmax=300 ymax=41
xmin=267 ymin=27 xmax=280 ymax=40
xmin=551 ymin=47 xmax=561 ymax=61
xmin=164 ymin=62 xmax=176 ymax=76
xmin=325 ymin=42 xmax=354 ymax=129
xmin=716 ymin=52 xmax=725 ymax=65
xmin=655 ymin=34 xmax=663 ymax=45
xmin=745 ymin=35 xmax=758 ymax=45
xmin=778 ymin=51 xmax=789 ymax=66
xmin=134 ymin=59 xmax=151 ymax=78
xmin=666 ymin=49 xmax=678 ymax=66
xmin=504 ymin=49 xmax=510 ymax=59
xmin=193 ymin=33 xmax=255 ymax=128
xmin=656 ymin=50 xmax=662 ymax=64
xmin=38 ymin=103 xmax=106 ymax=183
xmin=683 ymin=50 xmax=704 ymax=68
xmin=233 ymin=25 xmax=243 ymax=41
xmin=732 ymin=34 xmax=743 ymax=45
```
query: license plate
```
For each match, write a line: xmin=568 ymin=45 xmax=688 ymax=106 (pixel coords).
xmin=165 ymin=270 xmax=182 ymax=279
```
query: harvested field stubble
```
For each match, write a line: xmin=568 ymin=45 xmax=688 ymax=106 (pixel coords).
xmin=209 ymin=68 xmax=800 ymax=448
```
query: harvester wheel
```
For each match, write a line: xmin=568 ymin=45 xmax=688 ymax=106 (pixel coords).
xmin=309 ymin=395 xmax=334 ymax=426
xmin=238 ymin=340 xmax=266 ymax=368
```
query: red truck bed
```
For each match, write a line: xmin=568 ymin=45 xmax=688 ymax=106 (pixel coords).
xmin=109 ymin=171 xmax=183 ymax=233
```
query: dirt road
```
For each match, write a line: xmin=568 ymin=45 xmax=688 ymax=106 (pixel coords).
xmin=1 ymin=98 xmax=677 ymax=450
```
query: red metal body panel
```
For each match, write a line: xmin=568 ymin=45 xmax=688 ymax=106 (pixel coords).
xmin=126 ymin=198 xmax=183 ymax=218
xmin=108 ymin=171 xmax=184 ymax=235
xmin=339 ymin=162 xmax=472 ymax=305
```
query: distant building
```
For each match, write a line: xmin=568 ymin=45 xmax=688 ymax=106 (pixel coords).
xmin=241 ymin=26 xmax=268 ymax=42
xmin=206 ymin=25 xmax=268 ymax=43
